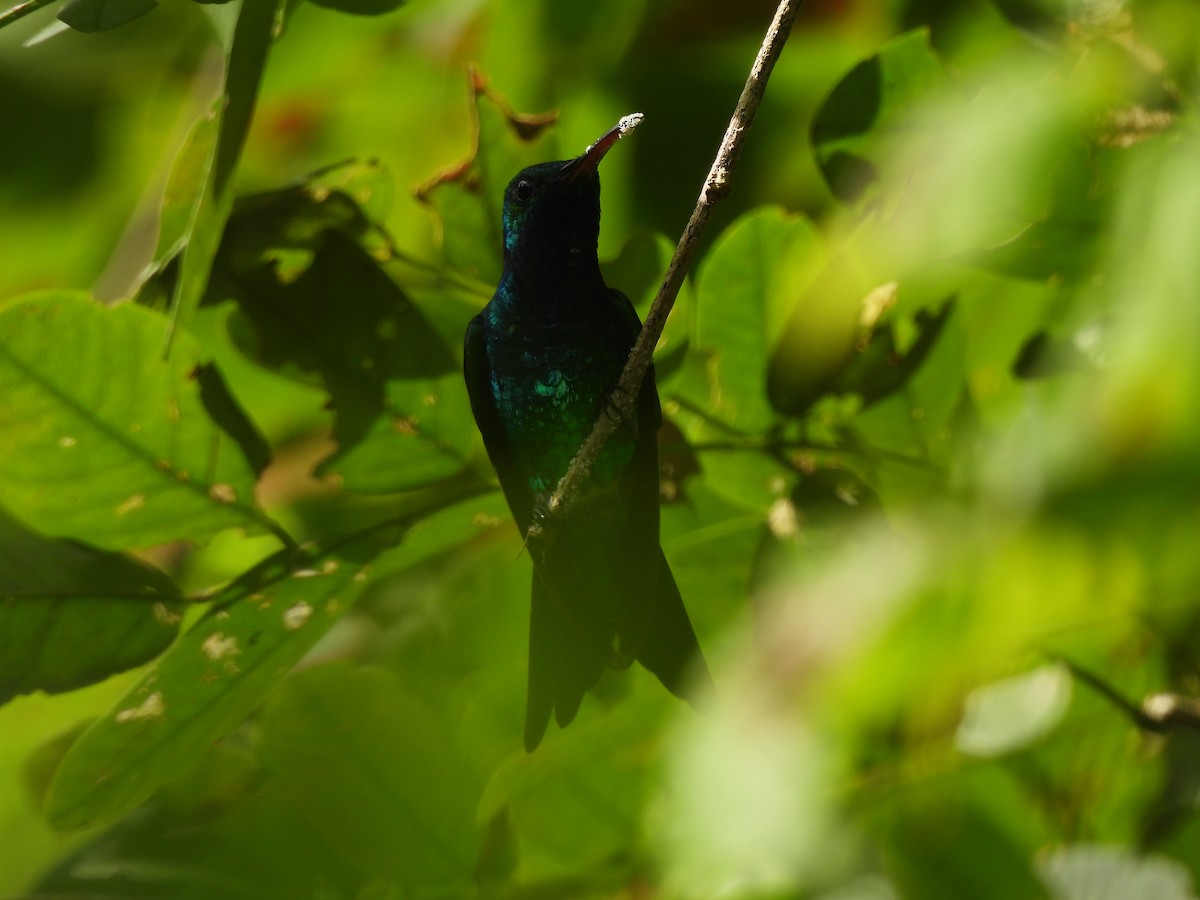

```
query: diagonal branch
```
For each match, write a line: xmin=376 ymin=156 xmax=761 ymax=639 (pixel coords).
xmin=529 ymin=0 xmax=804 ymax=539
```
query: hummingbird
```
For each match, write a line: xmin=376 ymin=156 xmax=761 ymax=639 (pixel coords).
xmin=463 ymin=115 xmax=712 ymax=751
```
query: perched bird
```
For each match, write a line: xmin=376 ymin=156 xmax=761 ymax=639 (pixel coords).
xmin=463 ymin=115 xmax=711 ymax=751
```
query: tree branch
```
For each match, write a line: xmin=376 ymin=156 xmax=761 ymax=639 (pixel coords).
xmin=529 ymin=0 xmax=804 ymax=541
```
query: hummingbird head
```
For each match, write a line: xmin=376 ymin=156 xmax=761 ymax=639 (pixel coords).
xmin=501 ymin=115 xmax=642 ymax=283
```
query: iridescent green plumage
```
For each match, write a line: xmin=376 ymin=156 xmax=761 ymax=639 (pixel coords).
xmin=463 ymin=120 xmax=711 ymax=750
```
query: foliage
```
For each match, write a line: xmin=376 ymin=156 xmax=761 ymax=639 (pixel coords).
xmin=3 ymin=0 xmax=1200 ymax=898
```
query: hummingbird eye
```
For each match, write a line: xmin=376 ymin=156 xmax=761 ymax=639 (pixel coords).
xmin=514 ymin=178 xmax=534 ymax=203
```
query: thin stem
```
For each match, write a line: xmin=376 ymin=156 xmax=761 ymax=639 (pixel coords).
xmin=533 ymin=0 xmax=804 ymax=535
xmin=0 ymin=0 xmax=55 ymax=30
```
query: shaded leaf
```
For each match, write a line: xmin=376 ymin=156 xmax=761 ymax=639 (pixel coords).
xmin=0 ymin=292 xmax=276 ymax=550
xmin=811 ymin=29 xmax=949 ymax=205
xmin=0 ymin=507 xmax=181 ymax=705
xmin=830 ymin=296 xmax=956 ymax=408
xmin=306 ymin=0 xmax=405 ymax=14
xmin=57 ymin=0 xmax=156 ymax=32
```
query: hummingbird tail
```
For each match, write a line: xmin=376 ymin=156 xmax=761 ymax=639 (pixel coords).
xmin=635 ymin=549 xmax=714 ymax=705
xmin=524 ymin=574 xmax=606 ymax=752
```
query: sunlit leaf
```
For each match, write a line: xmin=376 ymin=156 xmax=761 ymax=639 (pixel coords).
xmin=43 ymin=523 xmax=397 ymax=831
xmin=1039 ymin=846 xmax=1199 ymax=900
xmin=0 ymin=292 xmax=276 ymax=550
xmin=956 ymin=663 xmax=1072 ymax=757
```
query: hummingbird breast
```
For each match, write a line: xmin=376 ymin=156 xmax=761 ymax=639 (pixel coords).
xmin=484 ymin=292 xmax=638 ymax=497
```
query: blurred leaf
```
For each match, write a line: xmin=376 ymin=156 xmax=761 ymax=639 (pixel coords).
xmin=656 ymin=706 xmax=845 ymax=898
xmin=260 ymin=663 xmax=480 ymax=888
xmin=43 ymin=522 xmax=398 ymax=831
xmin=416 ymin=69 xmax=557 ymax=285
xmin=0 ymin=507 xmax=181 ymax=705
xmin=880 ymin=782 xmax=1051 ymax=900
xmin=693 ymin=206 xmax=823 ymax=433
xmin=196 ymin=362 xmax=272 ymax=476
xmin=1039 ymin=846 xmax=1199 ymax=900
xmin=832 ymin=296 xmax=956 ymax=408
xmin=306 ymin=0 xmax=404 ymax=14
xmin=811 ymin=29 xmax=949 ymax=206
xmin=164 ymin=0 xmax=284 ymax=353
xmin=0 ymin=292 xmax=278 ymax=550
xmin=57 ymin=0 xmax=156 ymax=32
xmin=955 ymin=663 xmax=1072 ymax=757
xmin=1012 ymin=325 xmax=1104 ymax=380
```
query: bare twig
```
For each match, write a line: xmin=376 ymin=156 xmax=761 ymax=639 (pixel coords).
xmin=0 ymin=0 xmax=56 ymax=30
xmin=530 ymin=0 xmax=803 ymax=539
xmin=1059 ymin=656 xmax=1200 ymax=735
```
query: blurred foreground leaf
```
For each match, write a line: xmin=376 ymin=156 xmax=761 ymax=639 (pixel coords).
xmin=811 ymin=28 xmax=948 ymax=206
xmin=261 ymin=663 xmax=480 ymax=889
xmin=210 ymin=170 xmax=479 ymax=491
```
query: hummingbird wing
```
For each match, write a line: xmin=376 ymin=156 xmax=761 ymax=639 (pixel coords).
xmin=464 ymin=314 xmax=534 ymax=528
xmin=637 ymin=549 xmax=716 ymax=701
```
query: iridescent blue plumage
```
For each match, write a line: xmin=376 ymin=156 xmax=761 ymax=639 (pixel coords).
xmin=463 ymin=120 xmax=712 ymax=750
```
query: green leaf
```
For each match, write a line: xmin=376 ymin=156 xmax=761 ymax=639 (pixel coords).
xmin=211 ymin=217 xmax=475 ymax=492
xmin=693 ymin=207 xmax=823 ymax=433
xmin=0 ymin=292 xmax=276 ymax=550
xmin=43 ymin=524 xmax=394 ymax=831
xmin=305 ymin=0 xmax=405 ymax=14
xmin=880 ymin=781 xmax=1051 ymax=900
xmin=164 ymin=0 xmax=284 ymax=353
xmin=0 ymin=507 xmax=181 ymax=705
xmin=811 ymin=28 xmax=949 ymax=205
xmin=669 ymin=208 xmax=822 ymax=511
xmin=260 ymin=663 xmax=481 ymax=888
xmin=829 ymin=296 xmax=956 ymax=409
xmin=57 ymin=0 xmax=156 ymax=32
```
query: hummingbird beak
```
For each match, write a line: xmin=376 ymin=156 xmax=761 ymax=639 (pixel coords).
xmin=560 ymin=112 xmax=644 ymax=179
